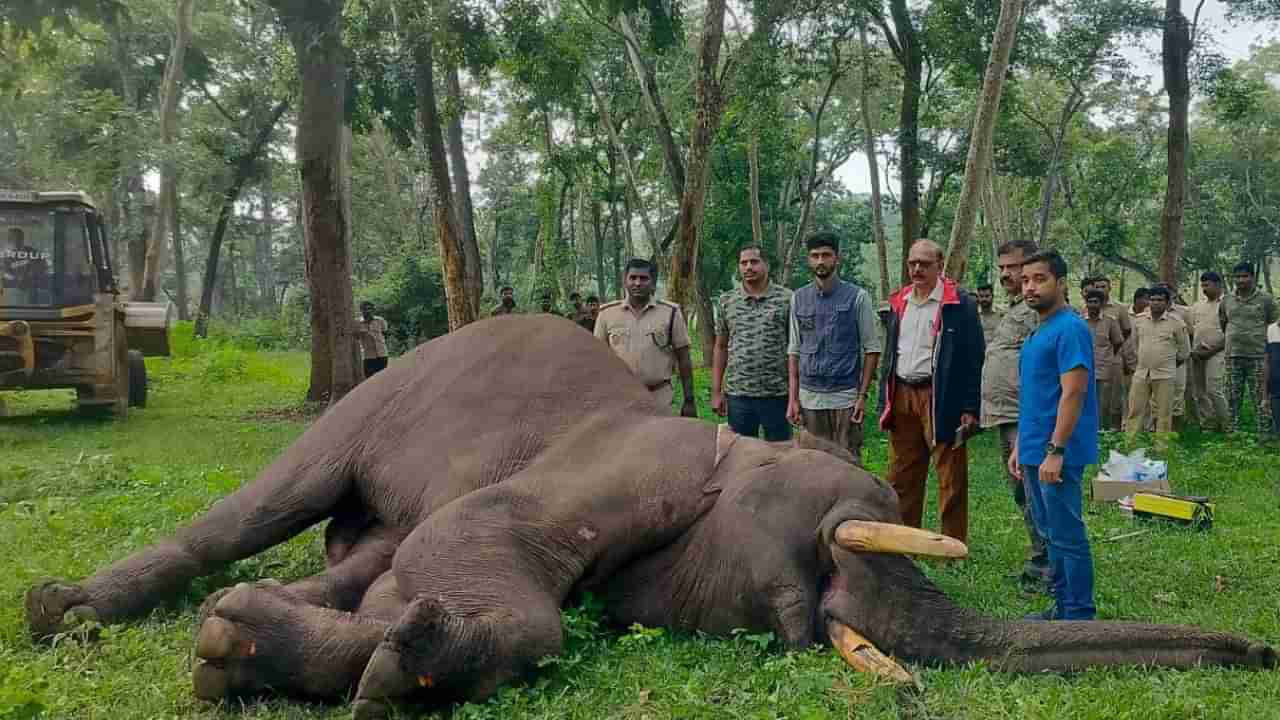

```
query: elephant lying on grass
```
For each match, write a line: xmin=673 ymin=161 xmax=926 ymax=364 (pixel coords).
xmin=25 ymin=316 xmax=1276 ymax=718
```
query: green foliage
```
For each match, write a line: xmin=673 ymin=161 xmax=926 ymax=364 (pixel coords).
xmin=356 ymin=253 xmax=450 ymax=349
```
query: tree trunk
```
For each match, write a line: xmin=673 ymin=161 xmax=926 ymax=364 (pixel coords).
xmin=891 ymin=0 xmax=924 ymax=286
xmin=269 ymin=0 xmax=356 ymax=404
xmin=413 ymin=40 xmax=474 ymax=331
xmin=618 ymin=11 xmax=686 ymax=198
xmin=859 ymin=26 xmax=891 ymax=300
xmin=172 ymin=183 xmax=188 ymax=320
xmin=141 ymin=0 xmax=196 ymax=301
xmin=194 ymin=100 xmax=289 ymax=337
xmin=748 ymin=133 xmax=764 ymax=247
xmin=944 ymin=0 xmax=1023 ymax=281
xmin=256 ymin=163 xmax=275 ymax=313
xmin=103 ymin=6 xmax=143 ymax=296
xmin=444 ymin=64 xmax=482 ymax=316
xmin=1159 ymin=0 xmax=1191 ymax=285
xmin=669 ymin=0 xmax=728 ymax=312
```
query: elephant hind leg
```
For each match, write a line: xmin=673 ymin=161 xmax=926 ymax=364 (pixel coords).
xmin=286 ymin=521 xmax=405 ymax=611
xmin=27 ymin=443 xmax=360 ymax=640
xmin=193 ymin=575 xmax=397 ymax=702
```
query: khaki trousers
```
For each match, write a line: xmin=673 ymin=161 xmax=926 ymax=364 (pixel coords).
xmin=1189 ymin=353 xmax=1229 ymax=431
xmin=801 ymin=407 xmax=865 ymax=467
xmin=1126 ymin=375 xmax=1174 ymax=448
xmin=1172 ymin=363 xmax=1188 ymax=417
xmin=1097 ymin=378 xmax=1119 ymax=430
xmin=885 ymin=383 xmax=968 ymax=543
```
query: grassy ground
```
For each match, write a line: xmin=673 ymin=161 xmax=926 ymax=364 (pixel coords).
xmin=2 ymin=335 xmax=1278 ymax=719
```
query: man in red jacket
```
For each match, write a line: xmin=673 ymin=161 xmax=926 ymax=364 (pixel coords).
xmin=878 ymin=240 xmax=985 ymax=543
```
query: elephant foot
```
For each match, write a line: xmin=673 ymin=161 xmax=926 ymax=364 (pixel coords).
xmin=353 ymin=596 xmax=486 ymax=716
xmin=194 ymin=580 xmax=368 ymax=701
xmin=25 ymin=579 xmax=98 ymax=641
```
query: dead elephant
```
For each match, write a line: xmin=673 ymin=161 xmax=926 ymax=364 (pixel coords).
xmin=25 ymin=316 xmax=1277 ymax=718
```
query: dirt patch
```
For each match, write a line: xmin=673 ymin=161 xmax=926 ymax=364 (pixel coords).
xmin=241 ymin=404 xmax=324 ymax=423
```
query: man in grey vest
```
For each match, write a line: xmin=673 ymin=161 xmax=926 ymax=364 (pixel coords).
xmin=786 ymin=232 xmax=881 ymax=465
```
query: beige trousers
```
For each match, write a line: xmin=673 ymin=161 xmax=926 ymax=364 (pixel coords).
xmin=1127 ymin=376 xmax=1174 ymax=449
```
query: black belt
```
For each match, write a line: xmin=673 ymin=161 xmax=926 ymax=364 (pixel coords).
xmin=647 ymin=379 xmax=672 ymax=392
xmin=896 ymin=375 xmax=932 ymax=388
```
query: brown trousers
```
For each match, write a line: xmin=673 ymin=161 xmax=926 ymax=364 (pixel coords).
xmin=885 ymin=383 xmax=968 ymax=543
xmin=801 ymin=407 xmax=865 ymax=467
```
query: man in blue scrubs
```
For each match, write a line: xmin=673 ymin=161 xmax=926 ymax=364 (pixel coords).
xmin=1008 ymin=249 xmax=1099 ymax=621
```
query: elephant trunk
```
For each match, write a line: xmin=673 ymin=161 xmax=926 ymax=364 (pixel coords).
xmin=823 ymin=553 xmax=1277 ymax=673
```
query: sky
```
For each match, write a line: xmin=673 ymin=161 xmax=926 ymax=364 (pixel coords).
xmin=834 ymin=0 xmax=1278 ymax=194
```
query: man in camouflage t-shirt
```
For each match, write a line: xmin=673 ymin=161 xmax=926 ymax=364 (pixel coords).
xmin=711 ymin=246 xmax=792 ymax=441
xmin=1220 ymin=262 xmax=1279 ymax=433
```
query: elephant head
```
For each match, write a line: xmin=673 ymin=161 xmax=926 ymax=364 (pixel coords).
xmin=600 ymin=428 xmax=1277 ymax=679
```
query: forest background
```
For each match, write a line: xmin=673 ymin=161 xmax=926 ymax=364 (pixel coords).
xmin=6 ymin=0 xmax=1280 ymax=404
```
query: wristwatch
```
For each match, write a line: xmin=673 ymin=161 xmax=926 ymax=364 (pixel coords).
xmin=1045 ymin=442 xmax=1066 ymax=456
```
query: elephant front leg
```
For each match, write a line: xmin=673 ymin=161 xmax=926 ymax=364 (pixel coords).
xmin=351 ymin=593 xmax=564 ymax=719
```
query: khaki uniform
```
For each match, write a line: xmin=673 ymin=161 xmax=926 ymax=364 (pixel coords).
xmin=1126 ymin=310 xmax=1190 ymax=447
xmin=1087 ymin=313 xmax=1125 ymax=429
xmin=979 ymin=308 xmax=1003 ymax=346
xmin=1169 ymin=304 xmax=1192 ymax=417
xmin=1188 ymin=298 xmax=1228 ymax=430
xmin=1099 ymin=301 xmax=1133 ymax=425
xmin=595 ymin=298 xmax=691 ymax=413
xmin=978 ymin=297 xmax=1045 ymax=571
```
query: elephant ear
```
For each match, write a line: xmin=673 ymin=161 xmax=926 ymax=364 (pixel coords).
xmin=791 ymin=427 xmax=857 ymax=466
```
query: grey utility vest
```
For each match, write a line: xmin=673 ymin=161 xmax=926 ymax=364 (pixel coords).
xmin=794 ymin=280 xmax=863 ymax=393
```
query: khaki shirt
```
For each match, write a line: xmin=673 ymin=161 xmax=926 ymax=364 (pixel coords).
xmin=1086 ymin=313 xmax=1124 ymax=381
xmin=979 ymin=308 xmax=1002 ymax=345
xmin=357 ymin=316 xmax=389 ymax=358
xmin=1101 ymin=300 xmax=1133 ymax=339
xmin=1132 ymin=311 xmax=1190 ymax=381
xmin=896 ymin=281 xmax=943 ymax=381
xmin=1189 ymin=298 xmax=1225 ymax=356
xmin=980 ymin=297 xmax=1038 ymax=427
xmin=595 ymin=298 xmax=691 ymax=387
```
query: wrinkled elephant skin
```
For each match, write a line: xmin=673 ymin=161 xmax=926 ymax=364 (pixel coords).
xmin=24 ymin=317 xmax=1277 ymax=716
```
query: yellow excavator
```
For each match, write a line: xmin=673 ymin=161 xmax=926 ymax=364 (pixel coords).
xmin=1 ymin=189 xmax=171 ymax=418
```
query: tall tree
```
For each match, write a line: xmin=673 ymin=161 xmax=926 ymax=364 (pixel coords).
xmin=141 ymin=0 xmax=196 ymax=302
xmin=866 ymin=0 xmax=925 ymax=284
xmin=268 ymin=0 xmax=358 ymax=404
xmin=668 ymin=0 xmax=729 ymax=311
xmin=444 ymin=64 xmax=483 ymax=315
xmin=944 ymin=0 xmax=1022 ymax=281
xmin=1158 ymin=0 xmax=1196 ymax=283
xmin=858 ymin=24 xmax=891 ymax=299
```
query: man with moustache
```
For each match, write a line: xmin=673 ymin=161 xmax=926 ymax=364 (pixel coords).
xmin=980 ymin=239 xmax=1049 ymax=588
xmin=713 ymin=246 xmax=793 ymax=441
xmin=595 ymin=258 xmax=697 ymax=417
xmin=880 ymin=239 xmax=984 ymax=543
xmin=1091 ymin=276 xmax=1133 ymax=427
xmin=1009 ymin=249 xmax=1099 ymax=621
xmin=785 ymin=233 xmax=880 ymax=462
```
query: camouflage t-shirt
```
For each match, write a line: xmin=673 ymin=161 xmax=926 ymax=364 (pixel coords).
xmin=980 ymin=297 xmax=1039 ymax=428
xmin=1220 ymin=289 xmax=1279 ymax=358
xmin=715 ymin=283 xmax=792 ymax=397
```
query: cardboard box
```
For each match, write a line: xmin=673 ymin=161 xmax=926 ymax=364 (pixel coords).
xmin=1091 ymin=471 xmax=1171 ymax=503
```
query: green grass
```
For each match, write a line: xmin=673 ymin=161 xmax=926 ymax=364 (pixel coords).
xmin=2 ymin=342 xmax=1278 ymax=719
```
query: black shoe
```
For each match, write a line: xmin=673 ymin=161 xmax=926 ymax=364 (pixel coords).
xmin=1023 ymin=606 xmax=1058 ymax=621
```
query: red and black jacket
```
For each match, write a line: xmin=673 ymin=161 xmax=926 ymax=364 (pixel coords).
xmin=877 ymin=277 xmax=985 ymax=446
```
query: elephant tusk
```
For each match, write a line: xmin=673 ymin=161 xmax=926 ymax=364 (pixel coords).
xmin=833 ymin=520 xmax=968 ymax=559
xmin=827 ymin=619 xmax=914 ymax=684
